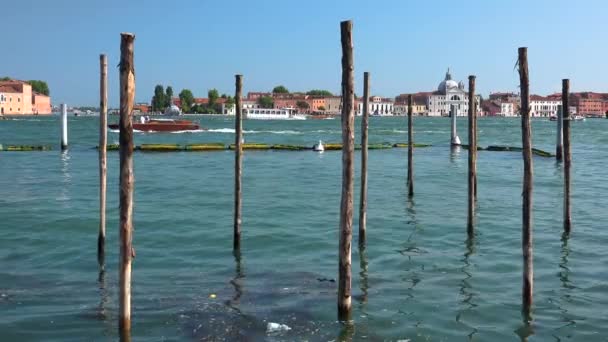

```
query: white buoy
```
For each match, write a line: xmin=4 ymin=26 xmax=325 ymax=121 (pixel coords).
xmin=450 ymin=104 xmax=461 ymax=146
xmin=313 ymin=139 xmax=324 ymax=152
xmin=61 ymin=103 xmax=68 ymax=150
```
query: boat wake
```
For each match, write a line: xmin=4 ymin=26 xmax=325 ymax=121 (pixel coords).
xmin=170 ymin=129 xmax=207 ymax=134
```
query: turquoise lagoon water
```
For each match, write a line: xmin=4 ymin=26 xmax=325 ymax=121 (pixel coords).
xmin=1 ymin=115 xmax=607 ymax=341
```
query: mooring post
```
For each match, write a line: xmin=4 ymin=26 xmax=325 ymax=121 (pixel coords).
xmin=234 ymin=74 xmax=243 ymax=251
xmin=518 ymin=47 xmax=534 ymax=316
xmin=338 ymin=19 xmax=354 ymax=322
xmin=450 ymin=104 xmax=461 ymax=145
xmin=407 ymin=94 xmax=414 ymax=197
xmin=359 ymin=71 xmax=370 ymax=247
xmin=98 ymin=54 xmax=108 ymax=269
xmin=118 ymin=32 xmax=135 ymax=342
xmin=467 ymin=76 xmax=477 ymax=236
xmin=562 ymin=79 xmax=571 ymax=235
xmin=61 ymin=103 xmax=68 ymax=150
xmin=556 ymin=105 xmax=564 ymax=161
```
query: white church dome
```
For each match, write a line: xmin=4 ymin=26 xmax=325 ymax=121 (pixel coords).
xmin=437 ymin=68 xmax=459 ymax=94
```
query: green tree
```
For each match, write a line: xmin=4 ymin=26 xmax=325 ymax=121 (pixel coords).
xmin=27 ymin=80 xmax=50 ymax=96
xmin=165 ymin=86 xmax=174 ymax=107
xmin=296 ymin=100 xmax=309 ymax=110
xmin=179 ymin=89 xmax=194 ymax=113
xmin=258 ymin=96 xmax=274 ymax=109
xmin=272 ymin=85 xmax=289 ymax=94
xmin=318 ymin=105 xmax=326 ymax=111
xmin=225 ymin=96 xmax=235 ymax=110
xmin=306 ymin=89 xmax=333 ymax=96
xmin=152 ymin=85 xmax=166 ymax=112
xmin=208 ymin=88 xmax=219 ymax=108
xmin=0 ymin=77 xmax=11 ymax=81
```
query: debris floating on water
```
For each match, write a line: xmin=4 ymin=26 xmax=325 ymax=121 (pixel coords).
xmin=266 ymin=322 xmax=291 ymax=334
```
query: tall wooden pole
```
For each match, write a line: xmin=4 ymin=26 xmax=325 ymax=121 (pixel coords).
xmin=359 ymin=72 xmax=370 ymax=247
xmin=234 ymin=75 xmax=243 ymax=251
xmin=407 ymin=95 xmax=414 ymax=197
xmin=518 ymin=47 xmax=533 ymax=315
xmin=562 ymin=79 xmax=572 ymax=235
xmin=98 ymin=54 xmax=108 ymax=270
xmin=338 ymin=20 xmax=354 ymax=321
xmin=467 ymin=76 xmax=477 ymax=236
xmin=556 ymin=105 xmax=564 ymax=161
xmin=118 ymin=32 xmax=135 ymax=342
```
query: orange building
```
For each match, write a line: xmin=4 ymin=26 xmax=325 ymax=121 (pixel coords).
xmin=0 ymin=80 xmax=51 ymax=115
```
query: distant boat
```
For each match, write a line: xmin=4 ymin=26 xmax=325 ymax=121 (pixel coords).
xmin=244 ymin=107 xmax=305 ymax=120
xmin=109 ymin=117 xmax=200 ymax=132
xmin=573 ymin=115 xmax=586 ymax=121
xmin=549 ymin=115 xmax=557 ymax=121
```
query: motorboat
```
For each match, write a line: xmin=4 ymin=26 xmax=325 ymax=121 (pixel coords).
xmin=313 ymin=140 xmax=325 ymax=152
xmin=109 ymin=116 xmax=200 ymax=132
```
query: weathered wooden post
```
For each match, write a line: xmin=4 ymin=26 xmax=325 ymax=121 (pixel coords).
xmin=234 ymin=74 xmax=243 ymax=251
xmin=118 ymin=32 xmax=135 ymax=342
xmin=467 ymin=76 xmax=477 ymax=236
xmin=98 ymin=54 xmax=108 ymax=269
xmin=562 ymin=79 xmax=572 ymax=235
xmin=450 ymin=104 xmax=461 ymax=145
xmin=359 ymin=72 xmax=370 ymax=247
xmin=518 ymin=47 xmax=533 ymax=315
xmin=407 ymin=94 xmax=414 ymax=197
xmin=338 ymin=19 xmax=354 ymax=321
xmin=61 ymin=103 xmax=68 ymax=150
xmin=556 ymin=105 xmax=564 ymax=161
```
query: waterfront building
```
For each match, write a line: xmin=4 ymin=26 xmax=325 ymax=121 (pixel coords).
xmin=569 ymin=92 xmax=608 ymax=117
xmin=0 ymin=80 xmax=51 ymax=115
xmin=133 ymin=103 xmax=150 ymax=114
xmin=393 ymin=97 xmax=427 ymax=115
xmin=530 ymin=95 xmax=561 ymax=117
xmin=357 ymin=96 xmax=394 ymax=116
xmin=324 ymin=96 xmax=342 ymax=114
xmin=482 ymin=100 xmax=515 ymax=117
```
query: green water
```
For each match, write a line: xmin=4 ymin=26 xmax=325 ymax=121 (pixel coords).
xmin=1 ymin=115 xmax=607 ymax=341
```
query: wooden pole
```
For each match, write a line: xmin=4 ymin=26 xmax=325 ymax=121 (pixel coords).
xmin=407 ymin=94 xmax=414 ymax=197
xmin=467 ymin=76 xmax=477 ymax=236
xmin=562 ymin=79 xmax=571 ymax=235
xmin=98 ymin=54 xmax=108 ymax=270
xmin=61 ymin=103 xmax=68 ymax=150
xmin=338 ymin=20 xmax=354 ymax=322
xmin=118 ymin=32 xmax=135 ymax=342
xmin=556 ymin=105 xmax=564 ymax=161
xmin=234 ymin=74 xmax=243 ymax=251
xmin=359 ymin=71 xmax=370 ymax=247
xmin=518 ymin=47 xmax=534 ymax=315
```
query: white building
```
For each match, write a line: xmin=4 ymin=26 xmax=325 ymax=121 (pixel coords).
xmin=427 ymin=69 xmax=480 ymax=116
xmin=357 ymin=96 xmax=394 ymax=116
xmin=221 ymin=99 xmax=259 ymax=115
xmin=530 ymin=96 xmax=560 ymax=117
xmin=500 ymin=102 xmax=515 ymax=116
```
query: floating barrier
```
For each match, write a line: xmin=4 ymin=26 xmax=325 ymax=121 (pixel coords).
xmin=0 ymin=145 xmax=51 ymax=151
xmin=461 ymin=144 xmax=554 ymax=157
xmin=92 ymin=142 xmax=435 ymax=152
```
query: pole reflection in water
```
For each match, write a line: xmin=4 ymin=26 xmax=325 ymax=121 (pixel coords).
xmin=336 ymin=320 xmax=355 ymax=342
xmin=357 ymin=246 xmax=369 ymax=306
xmin=554 ymin=234 xmax=576 ymax=335
xmin=225 ymin=250 xmax=244 ymax=312
xmin=98 ymin=269 xmax=109 ymax=321
xmin=450 ymin=145 xmax=462 ymax=164
xmin=457 ymin=237 xmax=478 ymax=340
xmin=59 ymin=151 xmax=71 ymax=202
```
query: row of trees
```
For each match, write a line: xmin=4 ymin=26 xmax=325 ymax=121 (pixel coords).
xmin=271 ymin=85 xmax=334 ymax=97
xmin=0 ymin=77 xmax=50 ymax=96
xmin=151 ymin=85 xmax=235 ymax=113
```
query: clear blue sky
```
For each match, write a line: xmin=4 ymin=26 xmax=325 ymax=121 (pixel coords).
xmin=2 ymin=0 xmax=606 ymax=106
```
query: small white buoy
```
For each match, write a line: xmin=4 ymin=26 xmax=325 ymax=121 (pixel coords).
xmin=313 ymin=140 xmax=325 ymax=152
xmin=451 ymin=135 xmax=461 ymax=146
